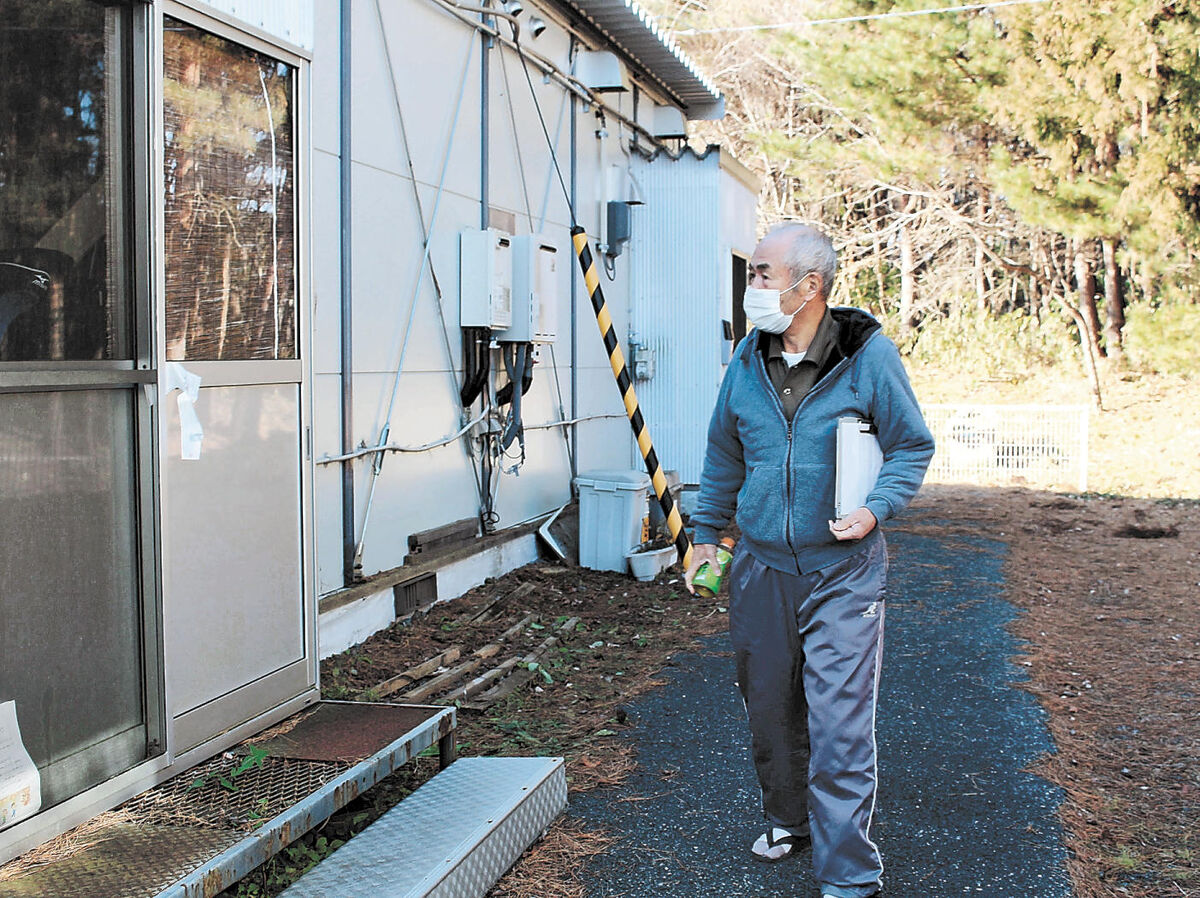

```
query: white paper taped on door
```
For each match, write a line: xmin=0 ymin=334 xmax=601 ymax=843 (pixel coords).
xmin=0 ymin=701 xmax=41 ymax=831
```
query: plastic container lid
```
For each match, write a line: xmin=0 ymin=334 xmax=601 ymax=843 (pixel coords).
xmin=574 ymin=469 xmax=651 ymax=491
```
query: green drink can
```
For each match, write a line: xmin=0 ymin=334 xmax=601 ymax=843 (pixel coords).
xmin=692 ymin=541 xmax=734 ymax=598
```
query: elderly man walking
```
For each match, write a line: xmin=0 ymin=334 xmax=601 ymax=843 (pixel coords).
xmin=685 ymin=223 xmax=934 ymax=898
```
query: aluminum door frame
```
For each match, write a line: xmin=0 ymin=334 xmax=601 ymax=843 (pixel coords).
xmin=153 ymin=0 xmax=319 ymax=762
xmin=0 ymin=2 xmax=173 ymax=864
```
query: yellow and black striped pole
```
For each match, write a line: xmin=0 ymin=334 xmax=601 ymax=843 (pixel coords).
xmin=571 ymin=226 xmax=693 ymax=569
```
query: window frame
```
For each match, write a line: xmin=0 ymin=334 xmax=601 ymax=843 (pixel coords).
xmin=155 ymin=0 xmax=311 ymax=386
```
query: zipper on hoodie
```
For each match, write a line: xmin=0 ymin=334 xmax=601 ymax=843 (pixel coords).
xmin=785 ymin=421 xmax=794 ymax=558
xmin=750 ymin=351 xmax=799 ymax=564
xmin=747 ymin=330 xmax=879 ymax=572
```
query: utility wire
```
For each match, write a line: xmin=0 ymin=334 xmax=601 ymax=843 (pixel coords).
xmin=515 ymin=39 xmax=576 ymax=228
xmin=674 ymin=0 xmax=1050 ymax=35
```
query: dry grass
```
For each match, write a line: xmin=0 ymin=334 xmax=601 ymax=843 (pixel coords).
xmin=0 ymin=809 xmax=139 ymax=883
xmin=567 ymin=746 xmax=639 ymax=794
xmin=907 ymin=365 xmax=1200 ymax=500
xmin=491 ymin=818 xmax=617 ymax=898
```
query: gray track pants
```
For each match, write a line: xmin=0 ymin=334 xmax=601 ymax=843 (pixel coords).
xmin=728 ymin=537 xmax=887 ymax=897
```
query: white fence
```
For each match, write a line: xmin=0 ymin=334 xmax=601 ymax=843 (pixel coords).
xmin=921 ymin=404 xmax=1089 ymax=492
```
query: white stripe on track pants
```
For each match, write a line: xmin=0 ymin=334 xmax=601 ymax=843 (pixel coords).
xmin=729 ymin=536 xmax=887 ymax=897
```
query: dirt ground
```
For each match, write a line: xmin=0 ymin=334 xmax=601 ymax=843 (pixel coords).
xmin=899 ymin=486 xmax=1199 ymax=897
xmin=283 ymin=368 xmax=1200 ymax=898
xmin=305 ymin=486 xmax=1199 ymax=898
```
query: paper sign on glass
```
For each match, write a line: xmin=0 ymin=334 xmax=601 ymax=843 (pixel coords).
xmin=0 ymin=701 xmax=41 ymax=831
xmin=835 ymin=417 xmax=883 ymax=519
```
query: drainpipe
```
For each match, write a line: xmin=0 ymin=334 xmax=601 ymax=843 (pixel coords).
xmin=340 ymin=0 xmax=356 ymax=584
xmin=480 ymin=22 xmax=490 ymax=229
xmin=569 ymin=81 xmax=579 ymax=492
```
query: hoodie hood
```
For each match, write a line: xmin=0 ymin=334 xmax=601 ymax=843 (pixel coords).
xmin=746 ymin=306 xmax=883 ymax=393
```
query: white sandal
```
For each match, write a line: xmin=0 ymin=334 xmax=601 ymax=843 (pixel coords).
xmin=751 ymin=826 xmax=808 ymax=863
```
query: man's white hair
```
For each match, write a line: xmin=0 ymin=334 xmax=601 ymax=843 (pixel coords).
xmin=767 ymin=222 xmax=837 ymax=300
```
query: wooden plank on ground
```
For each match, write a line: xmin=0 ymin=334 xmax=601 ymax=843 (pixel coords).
xmin=461 ymin=617 xmax=580 ymax=710
xmin=375 ymin=647 xmax=463 ymax=698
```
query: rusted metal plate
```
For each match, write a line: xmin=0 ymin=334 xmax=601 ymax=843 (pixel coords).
xmin=248 ymin=702 xmax=447 ymax=763
xmin=0 ymin=824 xmax=241 ymax=898
xmin=0 ymin=702 xmax=455 ymax=898
xmin=125 ymin=756 xmax=348 ymax=829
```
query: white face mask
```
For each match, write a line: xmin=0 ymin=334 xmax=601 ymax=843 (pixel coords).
xmin=743 ymin=276 xmax=807 ymax=334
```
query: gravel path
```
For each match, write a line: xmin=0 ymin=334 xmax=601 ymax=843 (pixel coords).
xmin=570 ymin=524 xmax=1074 ymax=897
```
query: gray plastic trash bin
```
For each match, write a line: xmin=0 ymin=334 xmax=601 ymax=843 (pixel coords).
xmin=575 ymin=470 xmax=650 ymax=572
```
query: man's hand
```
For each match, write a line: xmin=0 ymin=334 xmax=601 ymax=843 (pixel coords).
xmin=684 ymin=543 xmax=719 ymax=594
xmin=829 ymin=507 xmax=877 ymax=541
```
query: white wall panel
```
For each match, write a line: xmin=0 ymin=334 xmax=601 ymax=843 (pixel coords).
xmin=720 ymin=163 xmax=759 ymax=256
xmin=312 ymin=373 xmax=345 ymax=594
xmin=574 ymin=416 xmax=631 ymax=476
xmin=356 ymin=0 xmax=481 ymax=201
xmin=311 ymin=148 xmax=343 ymax=377
xmin=310 ymin=0 xmax=341 ymax=155
xmin=348 ymin=169 xmax=470 ymax=378
xmin=201 ymin=0 xmax=316 ymax=49
xmin=350 ymin=371 xmax=483 ymax=577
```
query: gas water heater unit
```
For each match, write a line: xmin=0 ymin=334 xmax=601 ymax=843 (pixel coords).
xmin=459 ymin=228 xmax=513 ymax=330
xmin=496 ymin=234 xmax=558 ymax=343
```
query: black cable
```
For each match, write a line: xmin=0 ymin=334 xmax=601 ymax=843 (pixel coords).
xmin=495 ymin=345 xmax=534 ymax=404
xmin=459 ymin=327 xmax=490 ymax=405
xmin=500 ymin=341 xmax=528 ymax=452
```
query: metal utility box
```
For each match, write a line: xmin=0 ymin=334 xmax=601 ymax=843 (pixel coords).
xmin=460 ymin=229 xmax=513 ymax=330
xmin=575 ymin=470 xmax=650 ymax=573
xmin=497 ymin=235 xmax=557 ymax=343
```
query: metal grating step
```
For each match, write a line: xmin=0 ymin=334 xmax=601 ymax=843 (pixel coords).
xmin=279 ymin=756 xmax=567 ymax=898
xmin=0 ymin=702 xmax=455 ymax=898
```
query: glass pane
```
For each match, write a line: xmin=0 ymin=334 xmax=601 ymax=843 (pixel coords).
xmin=163 ymin=20 xmax=297 ymax=361
xmin=0 ymin=1 xmax=132 ymax=361
xmin=0 ymin=389 xmax=144 ymax=810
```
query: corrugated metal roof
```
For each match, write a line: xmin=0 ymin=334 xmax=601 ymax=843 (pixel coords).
xmin=554 ymin=0 xmax=723 ymax=118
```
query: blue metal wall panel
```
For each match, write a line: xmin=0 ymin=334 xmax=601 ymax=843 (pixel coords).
xmin=629 ymin=150 xmax=756 ymax=485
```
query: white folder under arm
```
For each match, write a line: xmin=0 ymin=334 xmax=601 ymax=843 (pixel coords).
xmin=835 ymin=417 xmax=883 ymax=518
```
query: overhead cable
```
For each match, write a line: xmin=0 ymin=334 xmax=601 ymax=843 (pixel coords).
xmin=674 ymin=0 xmax=1050 ymax=36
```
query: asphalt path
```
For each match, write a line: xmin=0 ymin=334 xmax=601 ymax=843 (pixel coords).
xmin=570 ymin=522 xmax=1074 ymax=897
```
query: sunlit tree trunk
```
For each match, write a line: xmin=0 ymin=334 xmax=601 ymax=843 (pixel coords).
xmin=1102 ymin=238 xmax=1125 ymax=362
xmin=1073 ymin=239 xmax=1104 ymax=360
xmin=899 ymin=219 xmax=917 ymax=331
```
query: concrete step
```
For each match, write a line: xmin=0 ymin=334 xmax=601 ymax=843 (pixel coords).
xmin=279 ymin=756 xmax=567 ymax=898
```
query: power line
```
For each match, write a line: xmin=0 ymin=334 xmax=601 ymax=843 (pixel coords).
xmin=674 ymin=0 xmax=1050 ymax=36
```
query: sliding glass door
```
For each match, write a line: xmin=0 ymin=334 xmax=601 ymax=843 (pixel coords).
xmin=0 ymin=0 xmax=158 ymax=813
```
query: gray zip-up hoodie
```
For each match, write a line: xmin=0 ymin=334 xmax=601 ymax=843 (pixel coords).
xmin=691 ymin=307 xmax=934 ymax=575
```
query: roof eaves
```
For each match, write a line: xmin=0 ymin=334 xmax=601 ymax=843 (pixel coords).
xmin=554 ymin=0 xmax=723 ymax=119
